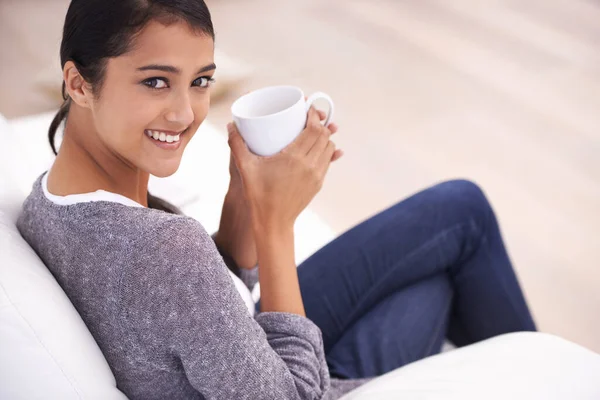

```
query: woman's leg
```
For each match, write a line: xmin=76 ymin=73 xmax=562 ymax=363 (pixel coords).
xmin=326 ymin=274 xmax=453 ymax=378
xmin=293 ymin=179 xmax=536 ymax=379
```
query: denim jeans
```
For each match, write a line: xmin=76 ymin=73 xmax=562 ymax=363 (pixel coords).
xmin=289 ymin=180 xmax=535 ymax=379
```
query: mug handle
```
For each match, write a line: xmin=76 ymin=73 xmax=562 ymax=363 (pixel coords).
xmin=305 ymin=92 xmax=335 ymax=126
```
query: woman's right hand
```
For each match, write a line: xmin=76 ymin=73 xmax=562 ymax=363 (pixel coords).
xmin=227 ymin=107 xmax=342 ymax=234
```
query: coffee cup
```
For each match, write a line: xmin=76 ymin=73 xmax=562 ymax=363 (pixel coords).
xmin=231 ymin=85 xmax=334 ymax=156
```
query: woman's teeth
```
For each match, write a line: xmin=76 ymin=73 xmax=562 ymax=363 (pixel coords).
xmin=146 ymin=130 xmax=181 ymax=143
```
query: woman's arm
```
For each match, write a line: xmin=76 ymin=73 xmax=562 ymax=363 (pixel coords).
xmin=213 ymin=190 xmax=305 ymax=315
xmin=213 ymin=185 xmax=258 ymax=270
xmin=123 ymin=218 xmax=330 ymax=399
xmin=253 ymin=222 xmax=305 ymax=315
xmin=226 ymin=107 xmax=338 ymax=318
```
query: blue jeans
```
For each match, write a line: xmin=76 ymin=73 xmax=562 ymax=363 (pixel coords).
xmin=290 ymin=180 xmax=535 ymax=379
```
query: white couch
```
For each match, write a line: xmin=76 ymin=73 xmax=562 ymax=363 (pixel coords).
xmin=1 ymin=112 xmax=599 ymax=399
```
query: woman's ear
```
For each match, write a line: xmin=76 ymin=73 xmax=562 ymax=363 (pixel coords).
xmin=63 ymin=61 xmax=92 ymax=108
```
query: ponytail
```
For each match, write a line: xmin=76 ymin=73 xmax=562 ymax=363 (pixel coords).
xmin=48 ymin=81 xmax=71 ymax=155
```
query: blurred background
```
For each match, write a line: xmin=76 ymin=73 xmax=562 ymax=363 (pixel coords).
xmin=1 ymin=0 xmax=598 ymax=353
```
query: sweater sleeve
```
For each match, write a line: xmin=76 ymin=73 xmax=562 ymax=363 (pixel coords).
xmin=120 ymin=217 xmax=330 ymax=400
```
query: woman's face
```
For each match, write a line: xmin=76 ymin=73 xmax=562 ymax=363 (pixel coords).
xmin=88 ymin=20 xmax=215 ymax=178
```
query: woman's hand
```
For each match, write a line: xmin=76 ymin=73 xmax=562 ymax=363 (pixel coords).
xmin=227 ymin=107 xmax=342 ymax=234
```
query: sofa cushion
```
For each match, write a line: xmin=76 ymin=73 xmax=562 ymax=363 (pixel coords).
xmin=5 ymin=111 xmax=58 ymax=198
xmin=0 ymin=114 xmax=27 ymax=223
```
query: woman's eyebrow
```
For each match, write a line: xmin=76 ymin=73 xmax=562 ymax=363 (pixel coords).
xmin=136 ymin=63 xmax=217 ymax=74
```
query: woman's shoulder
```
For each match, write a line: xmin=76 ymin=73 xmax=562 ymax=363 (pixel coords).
xmin=131 ymin=213 xmax=214 ymax=250
xmin=17 ymin=172 xmax=211 ymax=253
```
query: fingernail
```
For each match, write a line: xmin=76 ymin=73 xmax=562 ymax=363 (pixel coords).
xmin=227 ymin=123 xmax=233 ymax=135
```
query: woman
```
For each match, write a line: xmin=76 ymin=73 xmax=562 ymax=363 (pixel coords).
xmin=17 ymin=1 xmax=536 ymax=399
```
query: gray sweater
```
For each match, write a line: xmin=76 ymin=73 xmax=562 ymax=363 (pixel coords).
xmin=17 ymin=174 xmax=370 ymax=400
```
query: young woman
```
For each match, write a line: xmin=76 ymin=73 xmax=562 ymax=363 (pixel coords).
xmin=17 ymin=1 xmax=536 ymax=399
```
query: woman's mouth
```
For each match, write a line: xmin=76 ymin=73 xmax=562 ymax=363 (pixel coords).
xmin=145 ymin=129 xmax=185 ymax=150
xmin=145 ymin=129 xmax=182 ymax=143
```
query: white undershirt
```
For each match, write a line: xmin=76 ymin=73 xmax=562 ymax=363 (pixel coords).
xmin=41 ymin=172 xmax=256 ymax=316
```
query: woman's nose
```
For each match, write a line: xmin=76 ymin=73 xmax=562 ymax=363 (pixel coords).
xmin=164 ymin=93 xmax=195 ymax=127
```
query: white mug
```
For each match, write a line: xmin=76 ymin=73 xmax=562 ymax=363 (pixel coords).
xmin=231 ymin=85 xmax=334 ymax=156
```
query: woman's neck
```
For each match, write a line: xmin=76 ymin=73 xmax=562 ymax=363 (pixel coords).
xmin=46 ymin=107 xmax=150 ymax=207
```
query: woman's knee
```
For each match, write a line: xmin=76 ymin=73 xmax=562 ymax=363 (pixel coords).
xmin=428 ymin=179 xmax=494 ymax=227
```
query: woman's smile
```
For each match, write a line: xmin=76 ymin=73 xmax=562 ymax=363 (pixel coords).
xmin=144 ymin=128 xmax=186 ymax=150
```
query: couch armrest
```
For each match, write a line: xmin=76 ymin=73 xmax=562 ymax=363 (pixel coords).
xmin=340 ymin=332 xmax=600 ymax=400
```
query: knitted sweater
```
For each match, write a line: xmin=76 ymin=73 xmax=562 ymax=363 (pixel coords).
xmin=17 ymin=173 xmax=369 ymax=400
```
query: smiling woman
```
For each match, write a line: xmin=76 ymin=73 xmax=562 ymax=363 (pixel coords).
xmin=16 ymin=1 xmax=540 ymax=399
xmin=17 ymin=0 xmax=348 ymax=399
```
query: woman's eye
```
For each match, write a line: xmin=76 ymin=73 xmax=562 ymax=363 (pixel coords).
xmin=193 ymin=76 xmax=214 ymax=88
xmin=143 ymin=78 xmax=168 ymax=89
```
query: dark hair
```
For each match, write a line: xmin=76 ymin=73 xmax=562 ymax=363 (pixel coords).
xmin=49 ymin=0 xmax=215 ymax=155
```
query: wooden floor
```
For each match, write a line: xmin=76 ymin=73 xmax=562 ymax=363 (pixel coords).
xmin=1 ymin=0 xmax=599 ymax=352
